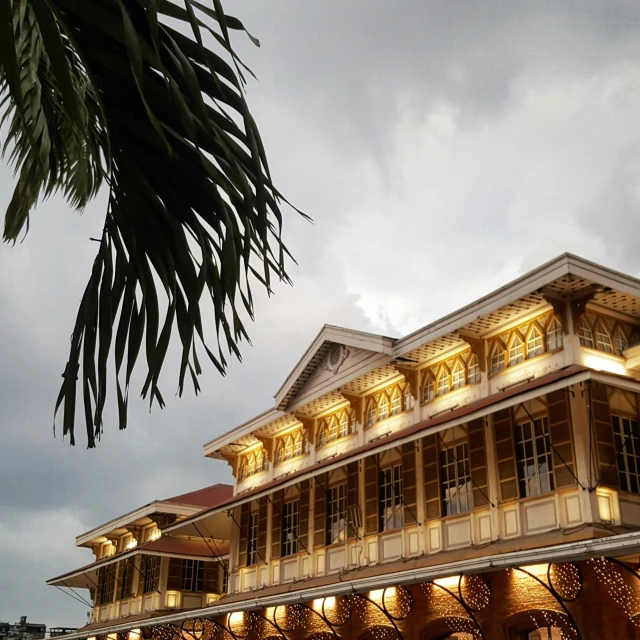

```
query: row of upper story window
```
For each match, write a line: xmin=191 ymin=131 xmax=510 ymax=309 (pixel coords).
xmin=94 ymin=555 xmax=228 ymax=606
xmin=237 ymin=384 xmax=640 ymax=568
xmin=237 ymin=311 xmax=639 ymax=482
xmin=237 ymin=391 xmax=580 ymax=567
xmin=577 ymin=312 xmax=639 ymax=355
xmin=94 ymin=526 xmax=160 ymax=559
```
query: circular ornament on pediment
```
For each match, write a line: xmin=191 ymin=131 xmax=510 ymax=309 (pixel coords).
xmin=324 ymin=344 xmax=349 ymax=374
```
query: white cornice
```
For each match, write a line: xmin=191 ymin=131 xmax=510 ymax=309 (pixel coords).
xmin=274 ymin=325 xmax=395 ymax=406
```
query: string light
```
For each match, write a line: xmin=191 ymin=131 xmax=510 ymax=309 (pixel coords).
xmin=459 ymin=575 xmax=491 ymax=612
xmin=589 ymin=558 xmax=640 ymax=627
xmin=548 ymin=563 xmax=582 ymax=602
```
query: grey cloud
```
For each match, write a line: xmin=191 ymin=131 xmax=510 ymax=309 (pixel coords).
xmin=3 ymin=0 xmax=640 ymax=626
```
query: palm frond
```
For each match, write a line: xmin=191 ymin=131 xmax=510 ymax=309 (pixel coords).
xmin=0 ymin=0 xmax=305 ymax=447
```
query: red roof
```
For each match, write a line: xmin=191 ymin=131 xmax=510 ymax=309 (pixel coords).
xmin=163 ymin=483 xmax=233 ymax=508
xmin=169 ymin=364 xmax=590 ymax=529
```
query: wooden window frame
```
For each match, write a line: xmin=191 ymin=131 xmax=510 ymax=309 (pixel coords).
xmin=379 ymin=463 xmax=404 ymax=532
xmin=440 ymin=439 xmax=473 ymax=516
xmin=546 ymin=316 xmax=563 ymax=352
xmin=525 ymin=324 xmax=544 ymax=359
xmin=514 ymin=415 xmax=555 ymax=498
xmin=327 ymin=482 xmax=348 ymax=545
xmin=612 ymin=413 xmax=640 ymax=494
xmin=180 ymin=559 xmax=205 ymax=592
xmin=281 ymin=499 xmax=300 ymax=557
xmin=247 ymin=511 xmax=259 ymax=566
xmin=490 ymin=340 xmax=507 ymax=374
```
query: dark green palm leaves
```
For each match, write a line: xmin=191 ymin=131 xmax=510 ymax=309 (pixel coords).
xmin=0 ymin=0 xmax=301 ymax=446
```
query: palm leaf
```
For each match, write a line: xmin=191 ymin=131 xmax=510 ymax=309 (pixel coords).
xmin=0 ymin=0 xmax=306 ymax=447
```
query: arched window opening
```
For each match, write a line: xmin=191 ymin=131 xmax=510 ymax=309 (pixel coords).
xmin=256 ymin=450 xmax=264 ymax=473
xmin=378 ymin=393 xmax=389 ymax=421
xmin=239 ymin=460 xmax=246 ymax=481
xmin=468 ymin=355 xmax=481 ymax=383
xmin=423 ymin=372 xmax=435 ymax=403
xmin=284 ymin=435 xmax=294 ymax=460
xmin=339 ymin=411 xmax=349 ymax=438
xmin=451 ymin=361 xmax=466 ymax=390
xmin=317 ymin=424 xmax=327 ymax=448
xmin=366 ymin=399 xmax=377 ymax=427
xmin=595 ymin=321 xmax=613 ymax=353
xmin=436 ymin=368 xmax=450 ymax=397
xmin=390 ymin=387 xmax=403 ymax=416
xmin=328 ymin=415 xmax=338 ymax=442
xmin=546 ymin=317 xmax=563 ymax=351
xmin=293 ymin=431 xmax=303 ymax=457
xmin=614 ymin=327 xmax=629 ymax=356
xmin=349 ymin=409 xmax=357 ymax=433
xmin=509 ymin=334 xmax=524 ymax=366
xmin=403 ymin=384 xmax=413 ymax=411
xmin=247 ymin=453 xmax=256 ymax=477
xmin=490 ymin=342 xmax=506 ymax=373
xmin=578 ymin=316 xmax=594 ymax=348
xmin=526 ymin=326 xmax=543 ymax=359
xmin=275 ymin=440 xmax=284 ymax=464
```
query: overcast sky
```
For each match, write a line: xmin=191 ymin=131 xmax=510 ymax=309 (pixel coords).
xmin=2 ymin=0 xmax=640 ymax=627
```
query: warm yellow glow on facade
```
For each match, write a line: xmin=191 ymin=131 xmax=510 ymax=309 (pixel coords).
xmin=229 ymin=612 xmax=244 ymax=625
xmin=369 ymin=589 xmax=385 ymax=601
xmin=596 ymin=488 xmax=618 ymax=523
xmin=165 ymin=590 xmax=179 ymax=608
xmin=150 ymin=529 xmax=161 ymax=541
xmin=313 ymin=596 xmax=336 ymax=609
xmin=126 ymin=538 xmax=138 ymax=550
xmin=433 ymin=575 xmax=461 ymax=588
xmin=581 ymin=351 xmax=627 ymax=376
xmin=520 ymin=564 xmax=549 ymax=577
xmin=128 ymin=629 xmax=141 ymax=640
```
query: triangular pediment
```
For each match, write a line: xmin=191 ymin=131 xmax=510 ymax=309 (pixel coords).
xmin=274 ymin=325 xmax=395 ymax=411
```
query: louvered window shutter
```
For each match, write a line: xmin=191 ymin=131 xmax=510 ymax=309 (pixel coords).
xmin=203 ymin=562 xmax=218 ymax=593
xmin=125 ymin=558 xmax=134 ymax=597
xmin=238 ymin=503 xmax=250 ymax=568
xmin=592 ymin=381 xmax=620 ymax=488
xmin=167 ymin=558 xmax=182 ymax=590
xmin=271 ymin=490 xmax=283 ymax=559
xmin=346 ymin=462 xmax=359 ymax=539
xmin=313 ymin=475 xmax=327 ymax=547
xmin=402 ymin=443 xmax=418 ymax=525
xmin=299 ymin=480 xmax=310 ymax=550
xmin=468 ymin=418 xmax=489 ymax=509
xmin=136 ymin=558 xmax=145 ymax=596
xmin=153 ymin=557 xmax=160 ymax=591
xmin=493 ymin=408 xmax=519 ymax=501
xmin=364 ymin=456 xmax=379 ymax=534
xmin=258 ymin=496 xmax=268 ymax=562
xmin=423 ymin=434 xmax=441 ymax=520
xmin=547 ymin=389 xmax=576 ymax=487
xmin=96 ymin=566 xmax=104 ymax=604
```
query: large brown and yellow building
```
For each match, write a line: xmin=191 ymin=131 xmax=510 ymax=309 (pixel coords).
xmin=51 ymin=254 xmax=640 ymax=639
